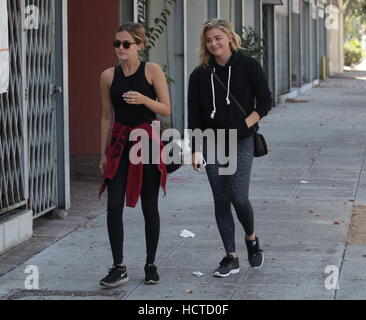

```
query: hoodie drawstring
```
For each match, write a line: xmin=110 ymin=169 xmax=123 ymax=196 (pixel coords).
xmin=210 ymin=68 xmax=217 ymax=119
xmin=226 ymin=66 xmax=232 ymax=106
xmin=210 ymin=66 xmax=232 ymax=119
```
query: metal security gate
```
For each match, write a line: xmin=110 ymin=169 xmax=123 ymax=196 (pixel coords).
xmin=25 ymin=0 xmax=57 ymax=218
xmin=0 ymin=0 xmax=26 ymax=215
xmin=291 ymin=0 xmax=301 ymax=88
xmin=1 ymin=0 xmax=58 ymax=218
xmin=318 ymin=11 xmax=326 ymax=78
xmin=262 ymin=4 xmax=275 ymax=101
xmin=301 ymin=0 xmax=310 ymax=83
xmin=275 ymin=0 xmax=290 ymax=95
xmin=167 ymin=0 xmax=184 ymax=135
xmin=311 ymin=5 xmax=318 ymax=80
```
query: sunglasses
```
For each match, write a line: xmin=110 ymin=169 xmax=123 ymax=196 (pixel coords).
xmin=113 ymin=40 xmax=137 ymax=49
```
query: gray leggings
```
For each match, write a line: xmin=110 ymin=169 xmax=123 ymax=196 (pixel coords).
xmin=203 ymin=135 xmax=255 ymax=254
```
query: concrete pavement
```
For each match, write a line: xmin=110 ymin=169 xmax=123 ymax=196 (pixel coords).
xmin=1 ymin=71 xmax=366 ymax=300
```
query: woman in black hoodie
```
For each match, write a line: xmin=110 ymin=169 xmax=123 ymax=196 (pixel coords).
xmin=188 ymin=19 xmax=273 ymax=277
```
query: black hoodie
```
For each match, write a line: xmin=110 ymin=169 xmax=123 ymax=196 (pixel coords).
xmin=188 ymin=50 xmax=273 ymax=153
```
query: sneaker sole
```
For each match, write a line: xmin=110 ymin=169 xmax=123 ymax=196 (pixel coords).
xmin=213 ymin=268 xmax=240 ymax=278
xmin=251 ymin=255 xmax=264 ymax=269
xmin=100 ymin=277 xmax=129 ymax=288
xmin=144 ymin=280 xmax=160 ymax=285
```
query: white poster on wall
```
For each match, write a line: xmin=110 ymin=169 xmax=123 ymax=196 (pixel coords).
xmin=0 ymin=0 xmax=9 ymax=94
xmin=292 ymin=0 xmax=300 ymax=14
xmin=319 ymin=8 xmax=325 ymax=18
xmin=312 ymin=4 xmax=317 ymax=19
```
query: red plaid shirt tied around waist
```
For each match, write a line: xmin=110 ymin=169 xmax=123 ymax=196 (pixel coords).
xmin=99 ymin=121 xmax=167 ymax=208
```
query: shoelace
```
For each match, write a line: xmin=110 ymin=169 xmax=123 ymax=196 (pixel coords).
xmin=108 ymin=266 xmax=124 ymax=275
xmin=248 ymin=246 xmax=263 ymax=256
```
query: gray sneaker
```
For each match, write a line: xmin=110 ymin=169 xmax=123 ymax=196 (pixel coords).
xmin=213 ymin=256 xmax=240 ymax=278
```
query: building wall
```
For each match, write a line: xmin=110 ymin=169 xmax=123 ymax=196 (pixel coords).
xmin=326 ymin=0 xmax=344 ymax=75
xmin=220 ymin=0 xmax=231 ymax=20
xmin=68 ymin=0 xmax=120 ymax=156
xmin=186 ymin=1 xmax=208 ymax=76
xmin=291 ymin=0 xmax=302 ymax=87
xmin=275 ymin=0 xmax=290 ymax=94
xmin=243 ymin=0 xmax=256 ymax=28
xmin=148 ymin=0 xmax=168 ymax=69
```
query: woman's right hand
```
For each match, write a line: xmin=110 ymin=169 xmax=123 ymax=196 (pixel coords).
xmin=192 ymin=152 xmax=205 ymax=171
xmin=99 ymin=154 xmax=108 ymax=175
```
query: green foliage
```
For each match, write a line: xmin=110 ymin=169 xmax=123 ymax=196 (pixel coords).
xmin=344 ymin=0 xmax=366 ymax=41
xmin=137 ymin=0 xmax=176 ymax=84
xmin=162 ymin=64 xmax=175 ymax=85
xmin=344 ymin=39 xmax=366 ymax=66
xmin=239 ymin=27 xmax=265 ymax=61
xmin=139 ymin=0 xmax=176 ymax=59
xmin=344 ymin=0 xmax=366 ymax=21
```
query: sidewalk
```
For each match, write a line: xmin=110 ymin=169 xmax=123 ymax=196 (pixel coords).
xmin=1 ymin=71 xmax=366 ymax=300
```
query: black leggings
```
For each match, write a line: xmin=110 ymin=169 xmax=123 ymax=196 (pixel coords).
xmin=106 ymin=143 xmax=161 ymax=266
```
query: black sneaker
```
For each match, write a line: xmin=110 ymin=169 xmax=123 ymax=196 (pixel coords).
xmin=100 ymin=265 xmax=129 ymax=288
xmin=245 ymin=236 xmax=264 ymax=269
xmin=213 ymin=256 xmax=240 ymax=278
xmin=144 ymin=264 xmax=160 ymax=285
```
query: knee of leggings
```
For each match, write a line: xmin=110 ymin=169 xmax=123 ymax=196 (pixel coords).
xmin=107 ymin=203 xmax=123 ymax=215
xmin=142 ymin=205 xmax=160 ymax=220
xmin=231 ymin=195 xmax=250 ymax=207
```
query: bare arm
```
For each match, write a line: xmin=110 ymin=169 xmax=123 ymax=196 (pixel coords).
xmin=99 ymin=69 xmax=114 ymax=172
xmin=123 ymin=63 xmax=171 ymax=117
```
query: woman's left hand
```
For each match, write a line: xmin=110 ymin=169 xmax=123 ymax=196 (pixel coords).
xmin=123 ymin=91 xmax=148 ymax=105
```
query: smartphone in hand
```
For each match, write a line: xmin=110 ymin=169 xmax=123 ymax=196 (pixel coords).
xmin=196 ymin=158 xmax=207 ymax=171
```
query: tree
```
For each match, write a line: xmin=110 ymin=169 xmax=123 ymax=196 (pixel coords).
xmin=344 ymin=0 xmax=366 ymax=40
xmin=240 ymin=27 xmax=265 ymax=61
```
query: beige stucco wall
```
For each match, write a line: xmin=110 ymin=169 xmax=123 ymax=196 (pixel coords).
xmin=326 ymin=0 xmax=344 ymax=75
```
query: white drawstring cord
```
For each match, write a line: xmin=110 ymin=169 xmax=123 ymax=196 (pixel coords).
xmin=226 ymin=66 xmax=232 ymax=106
xmin=211 ymin=68 xmax=216 ymax=119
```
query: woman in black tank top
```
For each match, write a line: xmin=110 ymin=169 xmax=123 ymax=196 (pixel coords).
xmin=99 ymin=22 xmax=171 ymax=288
xmin=110 ymin=61 xmax=157 ymax=126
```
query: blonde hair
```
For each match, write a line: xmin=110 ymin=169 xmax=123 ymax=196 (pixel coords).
xmin=199 ymin=19 xmax=242 ymax=68
xmin=116 ymin=22 xmax=149 ymax=50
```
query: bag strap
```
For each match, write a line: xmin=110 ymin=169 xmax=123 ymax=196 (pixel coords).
xmin=212 ymin=71 xmax=257 ymax=133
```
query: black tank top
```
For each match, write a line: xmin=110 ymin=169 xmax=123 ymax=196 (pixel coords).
xmin=110 ymin=61 xmax=157 ymax=126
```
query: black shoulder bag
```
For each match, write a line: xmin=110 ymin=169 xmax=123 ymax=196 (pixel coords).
xmin=212 ymin=72 xmax=268 ymax=158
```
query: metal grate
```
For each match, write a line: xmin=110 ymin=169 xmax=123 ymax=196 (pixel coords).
xmin=318 ymin=17 xmax=326 ymax=77
xmin=0 ymin=0 xmax=26 ymax=215
xmin=262 ymin=7 xmax=269 ymax=82
xmin=137 ymin=0 xmax=148 ymax=24
xmin=276 ymin=3 xmax=290 ymax=95
xmin=1 ymin=0 xmax=58 ymax=218
xmin=25 ymin=0 xmax=57 ymax=218
xmin=312 ymin=17 xmax=318 ymax=80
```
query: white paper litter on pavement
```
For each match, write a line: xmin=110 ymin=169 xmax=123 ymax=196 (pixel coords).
xmin=179 ymin=229 xmax=195 ymax=238
xmin=192 ymin=271 xmax=204 ymax=277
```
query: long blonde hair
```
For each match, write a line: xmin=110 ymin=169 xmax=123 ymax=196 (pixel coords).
xmin=199 ymin=19 xmax=242 ymax=68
